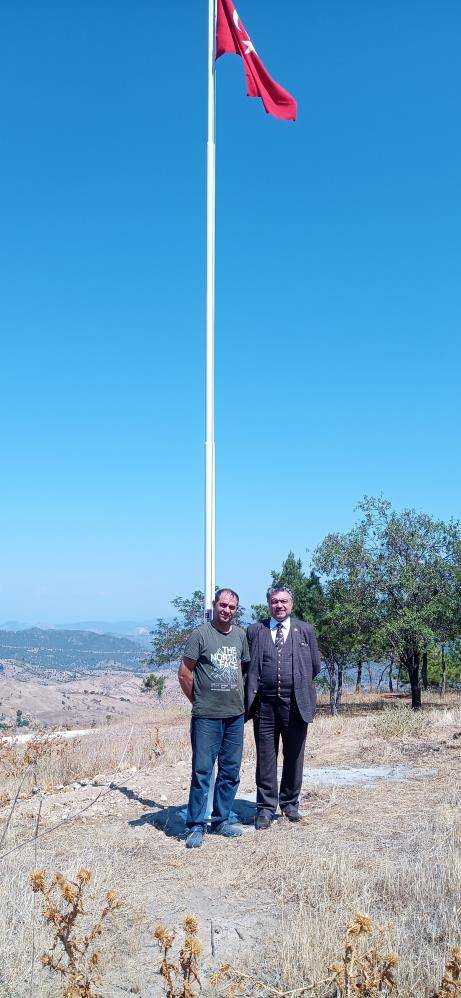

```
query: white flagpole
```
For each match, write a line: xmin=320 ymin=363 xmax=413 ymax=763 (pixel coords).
xmin=205 ymin=0 xmax=217 ymax=621
xmin=205 ymin=0 xmax=217 ymax=822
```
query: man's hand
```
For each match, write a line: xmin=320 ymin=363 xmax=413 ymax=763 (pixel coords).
xmin=178 ymin=656 xmax=196 ymax=704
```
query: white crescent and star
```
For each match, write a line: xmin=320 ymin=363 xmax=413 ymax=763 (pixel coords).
xmin=233 ymin=6 xmax=256 ymax=55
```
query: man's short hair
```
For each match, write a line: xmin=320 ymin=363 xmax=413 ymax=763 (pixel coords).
xmin=266 ymin=585 xmax=294 ymax=602
xmin=214 ymin=587 xmax=239 ymax=604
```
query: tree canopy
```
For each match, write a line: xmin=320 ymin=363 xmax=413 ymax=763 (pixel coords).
xmin=313 ymin=496 xmax=461 ymax=709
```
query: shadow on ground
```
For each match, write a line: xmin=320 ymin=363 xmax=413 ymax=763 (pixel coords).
xmin=129 ymin=797 xmax=257 ymax=839
xmin=114 ymin=784 xmax=165 ymax=809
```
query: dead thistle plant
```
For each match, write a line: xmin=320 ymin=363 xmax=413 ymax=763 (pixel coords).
xmin=433 ymin=948 xmax=461 ymax=997
xmin=329 ymin=913 xmax=398 ymax=997
xmin=153 ymin=914 xmax=203 ymax=997
xmin=209 ymin=963 xmax=264 ymax=997
xmin=30 ymin=866 xmax=122 ymax=997
xmin=147 ymin=726 xmax=164 ymax=762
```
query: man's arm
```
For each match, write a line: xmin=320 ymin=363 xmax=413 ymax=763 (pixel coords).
xmin=178 ymin=656 xmax=197 ymax=704
xmin=241 ymin=631 xmax=251 ymax=674
xmin=308 ymin=626 xmax=322 ymax=679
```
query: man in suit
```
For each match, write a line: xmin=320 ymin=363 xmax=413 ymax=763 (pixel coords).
xmin=246 ymin=586 xmax=322 ymax=829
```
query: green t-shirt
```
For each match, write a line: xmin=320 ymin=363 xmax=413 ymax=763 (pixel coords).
xmin=184 ymin=622 xmax=250 ymax=718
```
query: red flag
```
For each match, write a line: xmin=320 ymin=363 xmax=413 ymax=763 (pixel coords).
xmin=216 ymin=0 xmax=297 ymax=122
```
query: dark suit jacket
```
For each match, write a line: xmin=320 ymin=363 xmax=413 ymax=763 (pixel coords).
xmin=245 ymin=618 xmax=322 ymax=724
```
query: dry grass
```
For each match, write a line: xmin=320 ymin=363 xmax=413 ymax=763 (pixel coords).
xmin=239 ymin=785 xmax=461 ymax=997
xmin=1 ymin=697 xmax=461 ymax=996
xmin=154 ymin=913 xmax=461 ymax=997
xmin=372 ymin=704 xmax=432 ymax=740
xmin=0 ymin=709 xmax=190 ymax=800
xmin=213 ymin=913 xmax=399 ymax=996
xmin=0 ymin=843 xmax=146 ymax=996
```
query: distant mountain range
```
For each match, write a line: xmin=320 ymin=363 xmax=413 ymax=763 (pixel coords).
xmin=0 ymin=627 xmax=148 ymax=671
xmin=0 ymin=620 xmax=159 ymax=646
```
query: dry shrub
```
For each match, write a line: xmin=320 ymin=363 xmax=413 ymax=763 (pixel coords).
xmin=0 ymin=710 xmax=189 ymax=797
xmin=373 ymin=705 xmax=430 ymax=740
xmin=0 ymin=737 xmax=81 ymax=795
xmin=154 ymin=914 xmax=202 ymax=997
xmin=30 ymin=867 xmax=122 ymax=997
xmin=0 ymin=743 xmax=23 ymax=780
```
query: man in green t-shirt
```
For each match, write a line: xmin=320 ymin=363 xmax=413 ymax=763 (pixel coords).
xmin=178 ymin=588 xmax=250 ymax=849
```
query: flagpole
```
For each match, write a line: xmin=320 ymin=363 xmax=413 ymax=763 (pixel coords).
xmin=205 ymin=0 xmax=217 ymax=622
xmin=204 ymin=0 xmax=217 ymax=822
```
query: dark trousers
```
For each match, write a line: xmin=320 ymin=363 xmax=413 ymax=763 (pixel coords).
xmin=186 ymin=714 xmax=244 ymax=829
xmin=253 ymin=694 xmax=308 ymax=813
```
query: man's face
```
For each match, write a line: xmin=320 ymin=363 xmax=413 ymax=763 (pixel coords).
xmin=268 ymin=591 xmax=293 ymax=621
xmin=213 ymin=591 xmax=238 ymax=628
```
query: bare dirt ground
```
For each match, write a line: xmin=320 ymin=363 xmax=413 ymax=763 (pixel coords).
xmin=1 ymin=696 xmax=460 ymax=997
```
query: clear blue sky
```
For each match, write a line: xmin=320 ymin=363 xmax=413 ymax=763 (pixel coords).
xmin=1 ymin=0 xmax=460 ymax=622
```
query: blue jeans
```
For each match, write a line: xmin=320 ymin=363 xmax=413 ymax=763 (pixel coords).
xmin=186 ymin=714 xmax=244 ymax=829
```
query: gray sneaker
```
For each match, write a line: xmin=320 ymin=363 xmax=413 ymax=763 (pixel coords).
xmin=185 ymin=825 xmax=205 ymax=849
xmin=211 ymin=821 xmax=242 ymax=837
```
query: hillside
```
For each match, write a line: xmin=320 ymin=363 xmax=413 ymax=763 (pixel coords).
xmin=0 ymin=661 xmax=181 ymax=728
xmin=0 ymin=627 xmax=145 ymax=671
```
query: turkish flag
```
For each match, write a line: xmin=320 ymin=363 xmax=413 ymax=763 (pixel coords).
xmin=216 ymin=0 xmax=297 ymax=121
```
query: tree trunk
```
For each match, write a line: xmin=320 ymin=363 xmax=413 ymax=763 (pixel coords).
xmin=389 ymin=655 xmax=394 ymax=692
xmin=396 ymin=660 xmax=402 ymax=690
xmin=439 ymin=643 xmax=446 ymax=699
xmin=327 ymin=661 xmax=337 ymax=716
xmin=422 ymin=650 xmax=428 ymax=691
xmin=406 ymin=649 xmax=422 ymax=710
xmin=336 ymin=661 xmax=344 ymax=711
xmin=355 ymin=659 xmax=362 ymax=693
xmin=376 ymin=664 xmax=388 ymax=689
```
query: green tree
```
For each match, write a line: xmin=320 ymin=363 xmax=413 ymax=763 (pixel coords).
xmin=314 ymin=496 xmax=461 ymax=710
xmin=426 ymin=640 xmax=461 ymax=691
xmin=143 ymin=673 xmax=167 ymax=698
xmin=251 ymin=551 xmax=323 ymax=625
xmin=15 ymin=708 xmax=29 ymax=728
xmin=147 ymin=591 xmax=204 ymax=669
xmin=313 ymin=579 xmax=357 ymax=713
xmin=313 ymin=521 xmax=381 ymax=712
